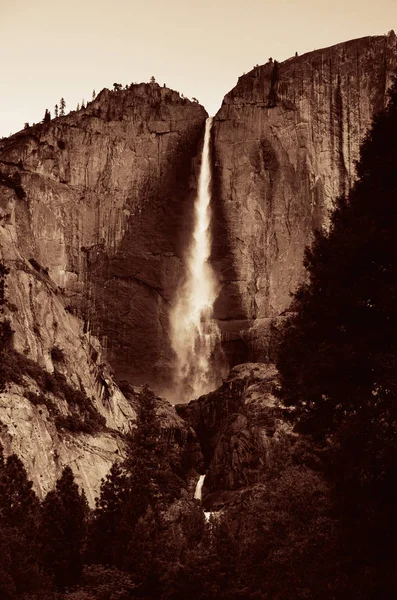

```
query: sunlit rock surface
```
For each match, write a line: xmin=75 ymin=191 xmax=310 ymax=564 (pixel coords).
xmin=0 ymin=83 xmax=207 ymax=391
xmin=212 ymin=32 xmax=397 ymax=361
xmin=0 ymin=387 xmax=127 ymax=506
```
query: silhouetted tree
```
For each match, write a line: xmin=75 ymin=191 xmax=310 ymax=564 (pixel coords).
xmin=277 ymin=75 xmax=397 ymax=428
xmin=43 ymin=109 xmax=51 ymax=123
xmin=54 ymin=104 xmax=59 ymax=118
xmin=276 ymin=74 xmax=397 ymax=596
xmin=113 ymin=83 xmax=122 ymax=91
xmin=87 ymin=461 xmax=128 ymax=565
xmin=40 ymin=466 xmax=88 ymax=591
xmin=92 ymin=89 xmax=96 ymax=100
xmin=87 ymin=385 xmax=184 ymax=576
xmin=59 ymin=98 xmax=66 ymax=116
xmin=0 ymin=445 xmax=46 ymax=597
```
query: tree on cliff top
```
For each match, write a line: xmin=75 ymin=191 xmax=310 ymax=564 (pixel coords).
xmin=42 ymin=109 xmax=51 ymax=123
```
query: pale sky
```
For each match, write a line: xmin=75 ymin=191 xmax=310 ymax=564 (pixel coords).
xmin=1 ymin=0 xmax=396 ymax=138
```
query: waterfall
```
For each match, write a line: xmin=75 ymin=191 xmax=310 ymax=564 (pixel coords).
xmin=194 ymin=474 xmax=216 ymax=522
xmin=194 ymin=474 xmax=206 ymax=500
xmin=170 ymin=117 xmax=226 ymax=402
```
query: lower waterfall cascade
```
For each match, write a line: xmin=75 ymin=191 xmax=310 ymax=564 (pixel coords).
xmin=194 ymin=474 xmax=216 ymax=522
xmin=194 ymin=474 xmax=206 ymax=500
xmin=170 ymin=117 xmax=226 ymax=402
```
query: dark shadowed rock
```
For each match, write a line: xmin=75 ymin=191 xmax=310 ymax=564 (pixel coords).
xmin=177 ymin=363 xmax=293 ymax=506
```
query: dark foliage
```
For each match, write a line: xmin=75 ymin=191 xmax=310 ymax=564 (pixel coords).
xmin=0 ymin=341 xmax=105 ymax=433
xmin=88 ymin=385 xmax=185 ymax=576
xmin=277 ymin=75 xmax=397 ymax=427
xmin=50 ymin=346 xmax=65 ymax=363
xmin=0 ymin=171 xmax=26 ymax=199
xmin=28 ymin=257 xmax=48 ymax=273
xmin=43 ymin=109 xmax=51 ymax=123
xmin=276 ymin=74 xmax=397 ymax=596
xmin=0 ymin=444 xmax=50 ymax=598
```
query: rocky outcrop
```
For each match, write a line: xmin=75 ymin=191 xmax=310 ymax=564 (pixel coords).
xmin=0 ymin=369 xmax=201 ymax=505
xmin=0 ymin=82 xmax=206 ymax=501
xmin=0 ymin=226 xmax=136 ymax=503
xmin=0 ymin=83 xmax=207 ymax=391
xmin=0 ymin=195 xmax=201 ymax=503
xmin=212 ymin=32 xmax=397 ymax=362
xmin=177 ymin=363 xmax=292 ymax=506
xmin=0 ymin=387 xmax=127 ymax=506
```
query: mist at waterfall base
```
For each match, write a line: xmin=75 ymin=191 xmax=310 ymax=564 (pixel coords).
xmin=169 ymin=118 xmax=227 ymax=404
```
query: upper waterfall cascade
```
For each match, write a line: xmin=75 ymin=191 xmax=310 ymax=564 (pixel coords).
xmin=170 ymin=117 xmax=226 ymax=402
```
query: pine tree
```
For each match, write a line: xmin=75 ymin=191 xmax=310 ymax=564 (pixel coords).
xmin=40 ymin=466 xmax=88 ymax=591
xmin=42 ymin=109 xmax=51 ymax=123
xmin=59 ymin=98 xmax=66 ymax=116
xmin=54 ymin=104 xmax=59 ymax=118
xmin=87 ymin=461 xmax=128 ymax=565
xmin=123 ymin=385 xmax=184 ymax=515
xmin=0 ymin=453 xmax=40 ymax=529
xmin=0 ymin=446 xmax=46 ymax=597
xmin=88 ymin=386 xmax=185 ymax=575
xmin=92 ymin=89 xmax=96 ymax=101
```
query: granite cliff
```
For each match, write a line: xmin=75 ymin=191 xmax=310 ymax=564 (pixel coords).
xmin=0 ymin=83 xmax=206 ymax=500
xmin=212 ymin=32 xmax=397 ymax=362
xmin=0 ymin=83 xmax=207 ymax=391
xmin=1 ymin=34 xmax=396 ymax=501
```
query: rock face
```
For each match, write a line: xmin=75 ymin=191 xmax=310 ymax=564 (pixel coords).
xmin=0 ymin=378 xmax=201 ymax=505
xmin=0 ymin=82 xmax=205 ymax=502
xmin=177 ymin=363 xmax=292 ymax=508
xmin=212 ymin=32 xmax=397 ymax=362
xmin=0 ymin=83 xmax=207 ymax=391
xmin=1 ymin=36 xmax=396 ymax=501
xmin=0 ymin=214 xmax=136 ymax=502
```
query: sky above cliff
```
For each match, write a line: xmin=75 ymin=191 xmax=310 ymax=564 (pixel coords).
xmin=1 ymin=0 xmax=396 ymax=137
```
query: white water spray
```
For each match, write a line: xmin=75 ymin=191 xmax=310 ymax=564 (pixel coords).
xmin=170 ymin=117 xmax=225 ymax=402
xmin=194 ymin=474 xmax=206 ymax=500
xmin=194 ymin=474 xmax=217 ymax=522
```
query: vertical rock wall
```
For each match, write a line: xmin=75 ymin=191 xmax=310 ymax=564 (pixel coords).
xmin=0 ymin=84 xmax=207 ymax=390
xmin=212 ymin=32 xmax=397 ymax=361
